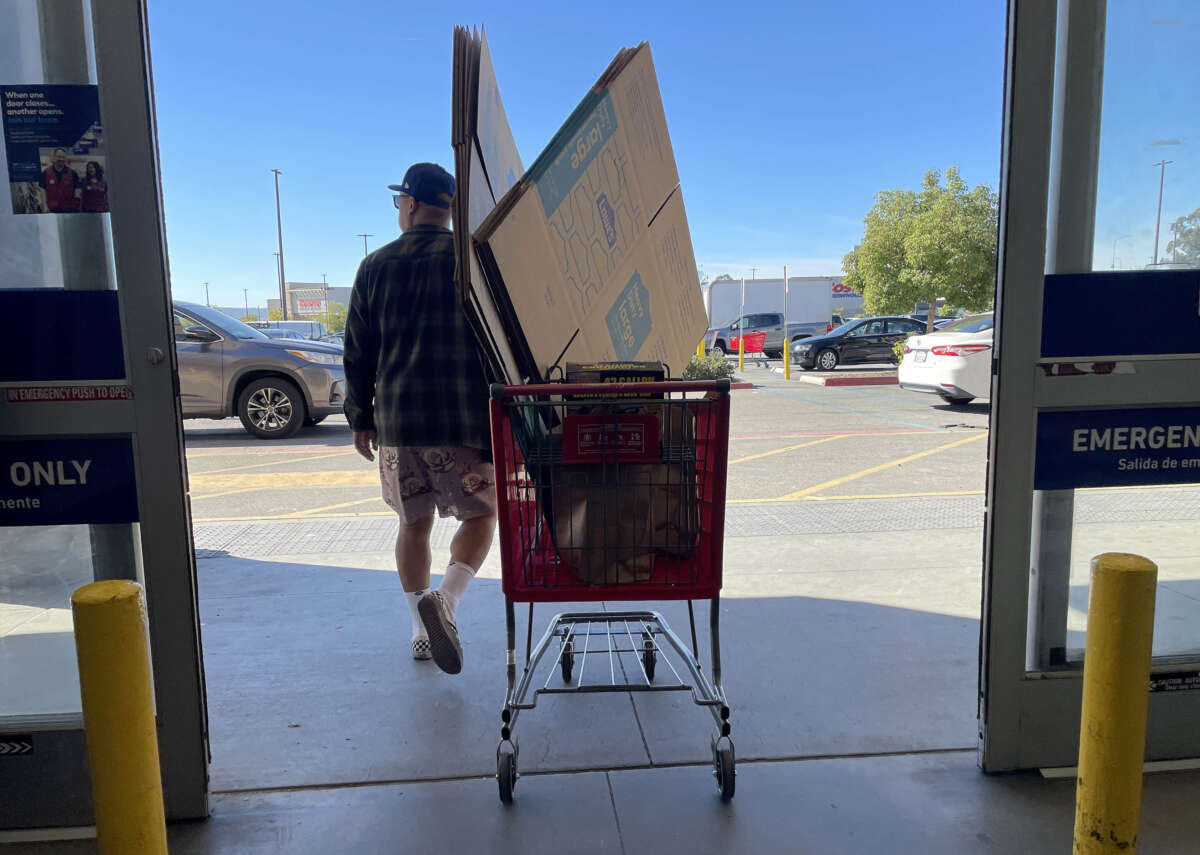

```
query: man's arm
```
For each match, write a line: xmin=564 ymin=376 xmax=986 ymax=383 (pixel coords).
xmin=342 ymin=260 xmax=379 ymax=456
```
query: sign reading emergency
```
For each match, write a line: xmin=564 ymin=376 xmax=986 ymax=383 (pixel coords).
xmin=1034 ymin=407 xmax=1200 ymax=490
xmin=0 ymin=437 xmax=138 ymax=525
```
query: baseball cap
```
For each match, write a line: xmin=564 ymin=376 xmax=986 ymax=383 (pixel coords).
xmin=388 ymin=162 xmax=455 ymax=209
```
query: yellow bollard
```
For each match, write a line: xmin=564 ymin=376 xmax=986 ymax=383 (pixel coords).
xmin=697 ymin=339 xmax=705 ymax=359
xmin=1073 ymin=553 xmax=1158 ymax=855
xmin=783 ymin=339 xmax=792 ymax=380
xmin=737 ymin=334 xmax=744 ymax=371
xmin=72 ymin=581 xmax=167 ymax=855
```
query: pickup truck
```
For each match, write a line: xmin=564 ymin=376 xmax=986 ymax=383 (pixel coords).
xmin=706 ymin=312 xmax=843 ymax=357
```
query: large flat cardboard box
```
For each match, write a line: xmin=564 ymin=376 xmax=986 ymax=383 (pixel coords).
xmin=475 ymin=44 xmax=707 ymax=377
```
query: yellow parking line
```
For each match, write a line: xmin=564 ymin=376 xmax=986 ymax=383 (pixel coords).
xmin=193 ymin=510 xmax=395 ymax=523
xmin=190 ymin=470 xmax=377 ymax=490
xmin=775 ymin=432 xmax=989 ymax=500
xmin=728 ymin=434 xmax=845 ymax=465
xmin=293 ymin=497 xmax=386 ymax=517
xmin=189 ymin=485 xmax=273 ymax=501
xmin=195 ymin=450 xmax=356 ymax=476
xmin=805 ymin=489 xmax=984 ymax=501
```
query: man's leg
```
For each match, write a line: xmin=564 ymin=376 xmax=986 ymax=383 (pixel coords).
xmin=437 ymin=512 xmax=497 ymax=612
xmin=419 ymin=448 xmax=498 ymax=674
xmin=396 ymin=515 xmax=434 ymax=592
xmin=396 ymin=515 xmax=435 ymax=660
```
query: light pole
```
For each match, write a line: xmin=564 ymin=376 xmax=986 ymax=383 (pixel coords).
xmin=272 ymin=253 xmax=281 ymax=316
xmin=272 ymin=168 xmax=289 ymax=319
xmin=321 ymin=273 xmax=328 ymax=314
xmin=1110 ymin=234 xmax=1132 ymax=269
xmin=356 ymin=233 xmax=373 ymax=257
xmin=203 ymin=281 xmax=210 ymax=306
xmin=1152 ymin=160 xmax=1173 ymax=265
xmin=243 ymin=288 xmax=249 ymax=318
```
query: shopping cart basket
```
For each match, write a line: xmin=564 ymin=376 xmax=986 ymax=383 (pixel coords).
xmin=488 ymin=378 xmax=734 ymax=803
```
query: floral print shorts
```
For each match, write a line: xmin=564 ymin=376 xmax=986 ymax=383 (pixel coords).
xmin=378 ymin=446 xmax=497 ymax=523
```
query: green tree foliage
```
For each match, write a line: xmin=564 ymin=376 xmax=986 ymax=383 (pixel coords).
xmin=1165 ymin=206 xmax=1200 ymax=264
xmin=842 ymin=167 xmax=998 ymax=330
xmin=267 ymin=308 xmax=284 ymax=321
xmin=240 ymin=314 xmax=257 ymax=322
xmin=712 ymin=273 xmax=735 ymax=281
xmin=320 ymin=301 xmax=348 ymax=334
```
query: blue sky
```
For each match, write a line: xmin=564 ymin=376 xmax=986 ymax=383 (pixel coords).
xmin=145 ymin=1 xmax=1194 ymax=309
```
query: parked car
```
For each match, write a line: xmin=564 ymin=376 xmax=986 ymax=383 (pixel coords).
xmin=321 ymin=333 xmax=345 ymax=346
xmin=248 ymin=319 xmax=328 ymax=341
xmin=897 ymin=312 xmax=994 ymax=405
xmin=707 ymin=312 xmax=843 ymax=357
xmin=260 ymin=327 xmax=306 ymax=340
xmin=791 ymin=315 xmax=928 ymax=370
xmin=173 ymin=301 xmax=345 ymax=439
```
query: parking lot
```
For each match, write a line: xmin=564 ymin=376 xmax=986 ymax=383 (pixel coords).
xmin=185 ymin=366 xmax=991 ymax=525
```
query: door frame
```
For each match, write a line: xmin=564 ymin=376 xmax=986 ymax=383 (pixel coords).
xmin=979 ymin=0 xmax=1200 ymax=771
xmin=0 ymin=0 xmax=208 ymax=826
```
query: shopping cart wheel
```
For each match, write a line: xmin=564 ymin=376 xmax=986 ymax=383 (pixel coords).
xmin=712 ymin=735 xmax=736 ymax=802
xmin=497 ymin=745 xmax=518 ymax=804
xmin=641 ymin=634 xmax=657 ymax=682
xmin=560 ymin=639 xmax=574 ymax=684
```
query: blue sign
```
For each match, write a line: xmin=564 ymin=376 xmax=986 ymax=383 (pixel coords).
xmin=0 ymin=437 xmax=138 ymax=526
xmin=0 ymin=290 xmax=125 ymax=382
xmin=605 ymin=272 xmax=652 ymax=360
xmin=1035 ymin=407 xmax=1200 ymax=490
xmin=1042 ymin=271 xmax=1200 ymax=358
xmin=533 ymin=91 xmax=617 ymax=218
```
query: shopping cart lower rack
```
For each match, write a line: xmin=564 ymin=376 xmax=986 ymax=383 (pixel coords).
xmin=488 ymin=379 xmax=735 ymax=804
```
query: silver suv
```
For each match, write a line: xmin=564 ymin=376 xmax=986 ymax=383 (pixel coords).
xmin=173 ymin=301 xmax=345 ymax=439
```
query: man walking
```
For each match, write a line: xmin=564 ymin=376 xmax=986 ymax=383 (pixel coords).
xmin=343 ymin=162 xmax=495 ymax=675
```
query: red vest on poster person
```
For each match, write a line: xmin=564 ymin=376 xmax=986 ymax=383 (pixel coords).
xmin=40 ymin=161 xmax=82 ymax=212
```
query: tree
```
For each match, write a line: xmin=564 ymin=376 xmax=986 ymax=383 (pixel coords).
xmin=712 ymin=273 xmax=735 ymax=282
xmin=842 ymin=167 xmax=998 ymax=331
xmin=1165 ymin=206 xmax=1200 ymax=264
xmin=320 ymin=301 xmax=348 ymax=334
xmin=267 ymin=308 xmax=284 ymax=321
xmin=240 ymin=314 xmax=257 ymax=322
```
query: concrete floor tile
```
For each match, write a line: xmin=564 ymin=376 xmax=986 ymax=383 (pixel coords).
xmin=607 ymin=753 xmax=1200 ymax=855
xmin=199 ymin=559 xmax=650 ymax=789
xmin=0 ymin=771 xmax=622 ymax=855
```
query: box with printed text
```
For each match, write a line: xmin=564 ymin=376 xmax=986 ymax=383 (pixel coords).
xmin=474 ymin=44 xmax=707 ymax=379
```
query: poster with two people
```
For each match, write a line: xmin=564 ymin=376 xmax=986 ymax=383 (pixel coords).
xmin=2 ymin=84 xmax=108 ymax=215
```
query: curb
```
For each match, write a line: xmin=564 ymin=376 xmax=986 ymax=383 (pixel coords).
xmin=766 ymin=365 xmax=899 ymax=386
xmin=797 ymin=374 xmax=898 ymax=387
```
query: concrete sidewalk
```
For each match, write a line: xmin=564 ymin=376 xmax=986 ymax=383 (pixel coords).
xmin=6 ymin=512 xmax=1200 ymax=853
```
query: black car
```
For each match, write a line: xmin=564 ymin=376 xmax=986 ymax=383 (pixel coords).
xmin=791 ymin=316 xmax=928 ymax=370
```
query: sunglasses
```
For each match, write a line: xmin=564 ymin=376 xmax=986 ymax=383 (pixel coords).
xmin=392 ymin=193 xmax=412 ymax=210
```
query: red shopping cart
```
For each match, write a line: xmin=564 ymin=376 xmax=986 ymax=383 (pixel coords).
xmin=729 ymin=330 xmax=768 ymax=366
xmin=488 ymin=379 xmax=735 ymax=803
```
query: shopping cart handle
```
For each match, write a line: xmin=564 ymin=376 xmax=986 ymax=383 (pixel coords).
xmin=490 ymin=379 xmax=731 ymax=400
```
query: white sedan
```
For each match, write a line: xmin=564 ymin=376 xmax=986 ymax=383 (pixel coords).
xmin=897 ymin=313 xmax=993 ymax=405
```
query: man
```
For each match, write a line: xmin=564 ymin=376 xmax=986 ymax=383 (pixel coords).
xmin=39 ymin=148 xmax=82 ymax=213
xmin=343 ymin=162 xmax=495 ymax=675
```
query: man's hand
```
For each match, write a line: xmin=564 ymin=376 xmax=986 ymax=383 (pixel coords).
xmin=353 ymin=429 xmax=378 ymax=462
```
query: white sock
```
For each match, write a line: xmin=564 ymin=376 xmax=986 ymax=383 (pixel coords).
xmin=404 ymin=589 xmax=427 ymax=638
xmin=437 ymin=561 xmax=476 ymax=614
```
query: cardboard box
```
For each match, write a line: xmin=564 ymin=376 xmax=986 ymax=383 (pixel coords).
xmin=452 ymin=27 xmax=532 ymax=385
xmin=475 ymin=44 xmax=708 ymax=379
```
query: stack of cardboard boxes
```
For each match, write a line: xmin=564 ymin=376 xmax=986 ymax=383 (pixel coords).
xmin=453 ymin=33 xmax=707 ymax=383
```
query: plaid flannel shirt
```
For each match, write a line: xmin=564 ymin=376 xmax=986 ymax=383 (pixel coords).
xmin=342 ymin=225 xmax=492 ymax=451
